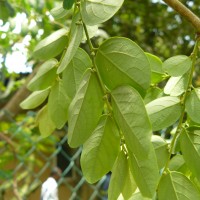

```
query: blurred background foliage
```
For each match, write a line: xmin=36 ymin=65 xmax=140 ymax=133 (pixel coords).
xmin=1 ymin=0 xmax=200 ymax=199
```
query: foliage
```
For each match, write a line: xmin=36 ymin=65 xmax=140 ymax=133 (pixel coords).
xmin=2 ymin=0 xmax=200 ymax=199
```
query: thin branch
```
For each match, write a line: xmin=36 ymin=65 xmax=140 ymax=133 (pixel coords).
xmin=163 ymin=0 xmax=200 ymax=33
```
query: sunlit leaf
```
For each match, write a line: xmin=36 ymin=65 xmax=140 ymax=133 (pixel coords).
xmin=36 ymin=106 xmax=56 ymax=137
xmin=33 ymin=29 xmax=68 ymax=60
xmin=48 ymin=79 xmax=70 ymax=129
xmin=158 ymin=171 xmax=200 ymax=200
xmin=20 ymin=88 xmax=50 ymax=109
xmin=163 ymin=55 xmax=192 ymax=77
xmin=146 ymin=96 xmax=182 ymax=131
xmin=28 ymin=59 xmax=58 ymax=91
xmin=81 ymin=0 xmax=124 ymax=26
xmin=96 ymin=37 xmax=151 ymax=96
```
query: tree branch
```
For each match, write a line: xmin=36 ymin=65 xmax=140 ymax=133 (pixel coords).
xmin=163 ymin=0 xmax=200 ymax=33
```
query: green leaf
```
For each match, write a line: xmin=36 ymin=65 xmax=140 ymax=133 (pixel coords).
xmin=63 ymin=48 xmax=92 ymax=99
xmin=158 ymin=171 xmax=200 ymax=200
xmin=144 ymin=87 xmax=163 ymax=104
xmin=111 ymin=85 xmax=152 ymax=157
xmin=128 ymin=145 xmax=159 ymax=198
xmin=68 ymin=71 xmax=104 ymax=147
xmin=28 ymin=59 xmax=58 ymax=91
xmin=33 ymin=29 xmax=68 ymax=60
xmin=185 ymin=88 xmax=200 ymax=124
xmin=57 ymin=13 xmax=83 ymax=74
xmin=96 ymin=37 xmax=151 ymax=96
xmin=81 ymin=116 xmax=120 ymax=183
xmin=108 ymin=151 xmax=137 ymax=200
xmin=145 ymin=53 xmax=164 ymax=84
xmin=146 ymin=96 xmax=182 ymax=131
xmin=180 ymin=128 xmax=200 ymax=181
xmin=168 ymin=155 xmax=188 ymax=174
xmin=20 ymin=88 xmax=50 ymax=109
xmin=81 ymin=0 xmax=124 ymax=26
xmin=48 ymin=79 xmax=70 ymax=129
xmin=163 ymin=55 xmax=192 ymax=77
xmin=50 ymin=4 xmax=69 ymax=19
xmin=164 ymin=72 xmax=189 ymax=96
xmin=63 ymin=0 xmax=75 ymax=10
xmin=151 ymin=135 xmax=169 ymax=169
xmin=129 ymin=192 xmax=151 ymax=200
xmin=36 ymin=106 xmax=56 ymax=137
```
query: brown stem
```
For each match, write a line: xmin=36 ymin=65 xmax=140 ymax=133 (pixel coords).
xmin=163 ymin=0 xmax=200 ymax=33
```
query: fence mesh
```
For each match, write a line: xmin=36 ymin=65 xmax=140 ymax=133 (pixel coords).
xmin=0 ymin=112 xmax=108 ymax=200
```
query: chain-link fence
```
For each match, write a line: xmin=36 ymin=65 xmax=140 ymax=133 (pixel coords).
xmin=0 ymin=112 xmax=108 ymax=200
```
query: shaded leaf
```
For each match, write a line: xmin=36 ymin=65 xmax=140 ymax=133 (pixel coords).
xmin=63 ymin=0 xmax=75 ymax=10
xmin=20 ymin=88 xmax=50 ymax=109
xmin=33 ymin=29 xmax=68 ymax=60
xmin=50 ymin=4 xmax=69 ymax=19
xmin=111 ymin=85 xmax=152 ymax=156
xmin=108 ymin=151 xmax=137 ymax=200
xmin=146 ymin=96 xmax=182 ymax=131
xmin=48 ymin=79 xmax=70 ymax=129
xmin=128 ymin=145 xmax=159 ymax=198
xmin=151 ymin=135 xmax=169 ymax=169
xmin=180 ymin=128 xmax=200 ymax=181
xmin=96 ymin=37 xmax=151 ymax=96
xmin=81 ymin=0 xmax=124 ymax=26
xmin=145 ymin=53 xmax=164 ymax=84
xmin=63 ymin=48 xmax=92 ymax=99
xmin=144 ymin=87 xmax=163 ymax=104
xmin=185 ymin=88 xmax=200 ymax=124
xmin=57 ymin=13 xmax=83 ymax=73
xmin=28 ymin=59 xmax=58 ymax=91
xmin=68 ymin=71 xmax=104 ymax=147
xmin=81 ymin=116 xmax=120 ymax=183
xmin=158 ymin=171 xmax=200 ymax=200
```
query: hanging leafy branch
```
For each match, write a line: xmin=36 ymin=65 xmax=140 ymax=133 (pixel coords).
xmin=20 ymin=0 xmax=200 ymax=199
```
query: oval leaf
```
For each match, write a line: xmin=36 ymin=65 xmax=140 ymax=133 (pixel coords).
xmin=36 ymin=106 xmax=56 ymax=138
xmin=50 ymin=4 xmax=69 ymax=19
xmin=185 ymin=88 xmax=200 ymax=124
xmin=68 ymin=71 xmax=104 ymax=147
xmin=108 ymin=151 xmax=137 ymax=200
xmin=111 ymin=85 xmax=152 ymax=157
xmin=96 ymin=37 xmax=151 ymax=96
xmin=33 ymin=28 xmax=68 ymax=60
xmin=144 ymin=87 xmax=162 ymax=104
xmin=145 ymin=53 xmax=164 ymax=84
xmin=20 ymin=88 xmax=50 ymax=109
xmin=164 ymin=72 xmax=189 ymax=96
xmin=28 ymin=59 xmax=58 ymax=91
xmin=48 ymin=79 xmax=70 ymax=129
xmin=81 ymin=0 xmax=124 ymax=26
xmin=63 ymin=48 xmax=92 ymax=98
xmin=180 ymin=128 xmax=200 ymax=181
xmin=146 ymin=96 xmax=182 ymax=131
xmin=81 ymin=116 xmax=120 ymax=183
xmin=151 ymin=135 xmax=169 ymax=169
xmin=163 ymin=55 xmax=192 ymax=77
xmin=128 ymin=145 xmax=159 ymax=198
xmin=158 ymin=171 xmax=200 ymax=200
xmin=57 ymin=13 xmax=83 ymax=73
